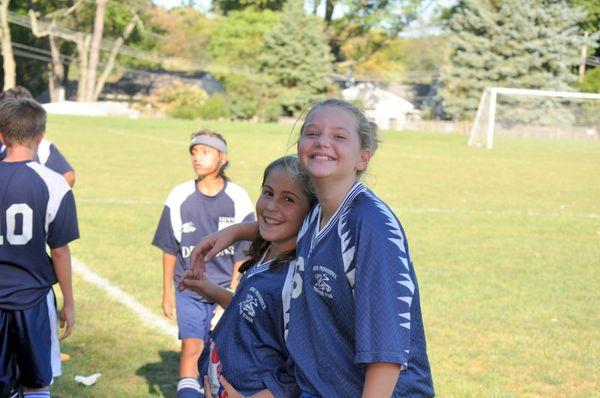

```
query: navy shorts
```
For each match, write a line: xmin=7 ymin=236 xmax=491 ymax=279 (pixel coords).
xmin=175 ymin=290 xmax=216 ymax=341
xmin=0 ymin=290 xmax=60 ymax=390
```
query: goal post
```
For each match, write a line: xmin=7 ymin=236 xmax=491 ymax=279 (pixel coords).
xmin=468 ymin=87 xmax=600 ymax=149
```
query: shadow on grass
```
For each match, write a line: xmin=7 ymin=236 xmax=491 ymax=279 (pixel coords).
xmin=136 ymin=350 xmax=179 ymax=397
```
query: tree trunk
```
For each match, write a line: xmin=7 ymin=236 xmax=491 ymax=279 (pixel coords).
xmin=0 ymin=0 xmax=16 ymax=90
xmin=324 ymin=0 xmax=335 ymax=25
xmin=85 ymin=0 xmax=107 ymax=101
xmin=93 ymin=13 xmax=138 ymax=100
xmin=77 ymin=35 xmax=90 ymax=102
xmin=48 ymin=35 xmax=65 ymax=101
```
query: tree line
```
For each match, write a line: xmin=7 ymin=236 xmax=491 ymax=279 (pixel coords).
xmin=0 ymin=0 xmax=597 ymax=120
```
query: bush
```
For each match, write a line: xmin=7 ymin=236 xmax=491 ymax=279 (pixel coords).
xmin=578 ymin=67 xmax=600 ymax=93
xmin=156 ymin=81 xmax=208 ymax=120
xmin=198 ymin=94 xmax=230 ymax=120
xmin=223 ymin=73 xmax=275 ymax=120
xmin=256 ymin=98 xmax=282 ymax=122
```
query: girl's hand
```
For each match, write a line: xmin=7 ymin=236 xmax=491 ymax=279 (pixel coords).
xmin=179 ymin=271 xmax=219 ymax=299
xmin=190 ymin=222 xmax=258 ymax=278
xmin=190 ymin=231 xmax=232 ymax=279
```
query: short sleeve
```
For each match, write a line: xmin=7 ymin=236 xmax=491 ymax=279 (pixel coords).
xmin=45 ymin=144 xmax=74 ymax=175
xmin=152 ymin=206 xmax=178 ymax=255
xmin=47 ymin=190 xmax=80 ymax=248
xmin=352 ymin=202 xmax=413 ymax=368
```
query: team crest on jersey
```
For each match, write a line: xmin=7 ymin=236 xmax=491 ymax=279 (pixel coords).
xmin=312 ymin=266 xmax=336 ymax=299
xmin=239 ymin=287 xmax=266 ymax=323
xmin=181 ymin=222 xmax=196 ymax=233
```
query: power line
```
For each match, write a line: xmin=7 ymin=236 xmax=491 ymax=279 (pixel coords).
xmin=12 ymin=42 xmax=73 ymax=64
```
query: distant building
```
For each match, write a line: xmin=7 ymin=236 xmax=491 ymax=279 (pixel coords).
xmin=37 ymin=69 xmax=224 ymax=103
xmin=101 ymin=69 xmax=224 ymax=100
xmin=342 ymin=82 xmax=420 ymax=130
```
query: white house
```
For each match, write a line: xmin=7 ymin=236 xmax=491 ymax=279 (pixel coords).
xmin=342 ymin=82 xmax=420 ymax=130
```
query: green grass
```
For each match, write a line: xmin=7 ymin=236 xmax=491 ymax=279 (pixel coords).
xmin=45 ymin=115 xmax=599 ymax=397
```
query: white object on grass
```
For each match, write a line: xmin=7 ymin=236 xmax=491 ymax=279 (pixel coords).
xmin=75 ymin=373 xmax=102 ymax=386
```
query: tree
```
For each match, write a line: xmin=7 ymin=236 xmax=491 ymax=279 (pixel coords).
xmin=325 ymin=0 xmax=422 ymax=64
xmin=1 ymin=0 xmax=16 ymax=90
xmin=260 ymin=0 xmax=332 ymax=116
xmin=213 ymin=0 xmax=285 ymax=14
xmin=569 ymin=0 xmax=600 ymax=33
xmin=440 ymin=0 xmax=599 ymax=119
xmin=208 ymin=7 xmax=280 ymax=69
xmin=149 ymin=6 xmax=213 ymax=68
xmin=28 ymin=0 xmax=147 ymax=101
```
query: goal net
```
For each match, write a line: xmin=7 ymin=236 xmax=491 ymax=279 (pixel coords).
xmin=468 ymin=87 xmax=600 ymax=149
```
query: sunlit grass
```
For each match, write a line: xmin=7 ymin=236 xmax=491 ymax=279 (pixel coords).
xmin=46 ymin=115 xmax=600 ymax=397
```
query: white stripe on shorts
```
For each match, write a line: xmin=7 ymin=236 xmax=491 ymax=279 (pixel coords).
xmin=46 ymin=290 xmax=62 ymax=379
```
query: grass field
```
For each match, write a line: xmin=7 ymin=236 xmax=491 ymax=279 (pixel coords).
xmin=43 ymin=115 xmax=599 ymax=397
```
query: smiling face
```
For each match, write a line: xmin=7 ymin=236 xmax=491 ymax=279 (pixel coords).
xmin=256 ymin=166 xmax=312 ymax=257
xmin=190 ymin=144 xmax=226 ymax=178
xmin=298 ymin=105 xmax=371 ymax=183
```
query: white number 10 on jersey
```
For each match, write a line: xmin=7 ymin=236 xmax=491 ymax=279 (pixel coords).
xmin=0 ymin=203 xmax=33 ymax=245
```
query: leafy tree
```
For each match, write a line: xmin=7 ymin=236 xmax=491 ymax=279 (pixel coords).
xmin=326 ymin=0 xmax=422 ymax=64
xmin=569 ymin=0 xmax=600 ymax=33
xmin=213 ymin=0 xmax=285 ymax=14
xmin=440 ymin=0 xmax=598 ymax=119
xmin=569 ymin=0 xmax=600 ymax=56
xmin=149 ymin=6 xmax=213 ymax=65
xmin=208 ymin=8 xmax=280 ymax=69
xmin=260 ymin=0 xmax=332 ymax=116
xmin=346 ymin=35 xmax=449 ymax=82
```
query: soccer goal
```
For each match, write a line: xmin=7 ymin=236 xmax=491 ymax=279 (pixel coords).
xmin=468 ymin=87 xmax=600 ymax=149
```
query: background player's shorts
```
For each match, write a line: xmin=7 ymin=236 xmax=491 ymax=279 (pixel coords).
xmin=47 ymin=291 xmax=62 ymax=379
xmin=175 ymin=290 xmax=216 ymax=340
xmin=0 ymin=290 xmax=60 ymax=389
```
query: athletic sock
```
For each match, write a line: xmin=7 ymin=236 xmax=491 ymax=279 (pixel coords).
xmin=23 ymin=391 xmax=51 ymax=398
xmin=177 ymin=377 xmax=201 ymax=398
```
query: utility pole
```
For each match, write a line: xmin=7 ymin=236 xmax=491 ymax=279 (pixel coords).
xmin=579 ymin=31 xmax=589 ymax=83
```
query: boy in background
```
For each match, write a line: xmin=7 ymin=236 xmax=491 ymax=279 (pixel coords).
xmin=0 ymin=98 xmax=79 ymax=398
xmin=0 ymin=87 xmax=75 ymax=187
xmin=152 ymin=129 xmax=254 ymax=398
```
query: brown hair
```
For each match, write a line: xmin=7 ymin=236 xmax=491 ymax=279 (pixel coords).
xmin=190 ymin=128 xmax=229 ymax=181
xmin=238 ymin=155 xmax=316 ymax=273
xmin=0 ymin=98 xmax=46 ymax=147
xmin=0 ymin=86 xmax=33 ymax=102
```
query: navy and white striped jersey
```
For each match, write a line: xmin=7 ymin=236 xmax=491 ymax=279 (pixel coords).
xmin=0 ymin=160 xmax=79 ymax=310
xmin=200 ymin=258 xmax=298 ymax=397
xmin=0 ymin=139 xmax=73 ymax=175
xmin=286 ymin=182 xmax=434 ymax=397
xmin=152 ymin=180 xmax=255 ymax=299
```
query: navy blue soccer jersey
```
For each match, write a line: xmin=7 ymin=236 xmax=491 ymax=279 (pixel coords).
xmin=286 ymin=182 xmax=434 ymax=397
xmin=200 ymin=258 xmax=298 ymax=397
xmin=0 ymin=160 xmax=79 ymax=310
xmin=152 ymin=180 xmax=255 ymax=299
xmin=37 ymin=139 xmax=73 ymax=175
xmin=0 ymin=139 xmax=73 ymax=175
